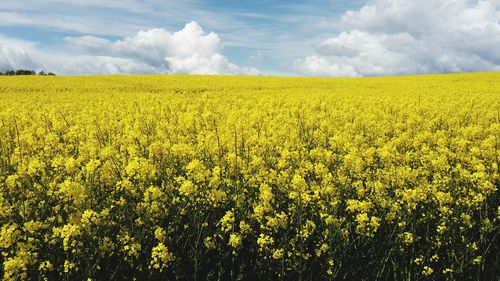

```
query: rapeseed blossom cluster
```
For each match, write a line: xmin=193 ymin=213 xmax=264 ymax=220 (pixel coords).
xmin=0 ymin=73 xmax=499 ymax=280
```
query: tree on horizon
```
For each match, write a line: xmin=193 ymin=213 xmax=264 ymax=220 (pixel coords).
xmin=0 ymin=69 xmax=56 ymax=76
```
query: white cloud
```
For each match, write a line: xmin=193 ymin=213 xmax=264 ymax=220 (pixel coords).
xmin=49 ymin=56 xmax=156 ymax=75
xmin=0 ymin=45 xmax=37 ymax=72
xmin=0 ymin=36 xmax=40 ymax=72
xmin=165 ymin=53 xmax=250 ymax=75
xmin=0 ymin=22 xmax=259 ymax=75
xmin=297 ymin=0 xmax=500 ymax=77
xmin=0 ymin=11 xmax=100 ymax=35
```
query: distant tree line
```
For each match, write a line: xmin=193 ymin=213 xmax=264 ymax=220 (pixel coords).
xmin=0 ymin=69 xmax=56 ymax=76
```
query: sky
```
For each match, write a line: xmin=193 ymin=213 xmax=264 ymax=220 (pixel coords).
xmin=0 ymin=0 xmax=499 ymax=77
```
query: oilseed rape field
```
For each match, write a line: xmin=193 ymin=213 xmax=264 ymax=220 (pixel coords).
xmin=0 ymin=73 xmax=499 ymax=280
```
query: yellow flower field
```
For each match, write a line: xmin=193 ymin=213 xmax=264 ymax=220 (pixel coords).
xmin=0 ymin=73 xmax=499 ymax=280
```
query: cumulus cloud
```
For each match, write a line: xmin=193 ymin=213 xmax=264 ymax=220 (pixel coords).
xmin=0 ymin=21 xmax=259 ymax=75
xmin=0 ymin=45 xmax=37 ymax=72
xmin=297 ymin=0 xmax=500 ymax=77
xmin=0 ymin=36 xmax=40 ymax=72
xmin=64 ymin=21 xmax=259 ymax=75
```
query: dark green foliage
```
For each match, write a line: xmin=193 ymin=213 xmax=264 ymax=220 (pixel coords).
xmin=0 ymin=70 xmax=56 ymax=76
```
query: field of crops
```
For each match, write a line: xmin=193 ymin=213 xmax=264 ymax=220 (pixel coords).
xmin=0 ymin=73 xmax=499 ymax=280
